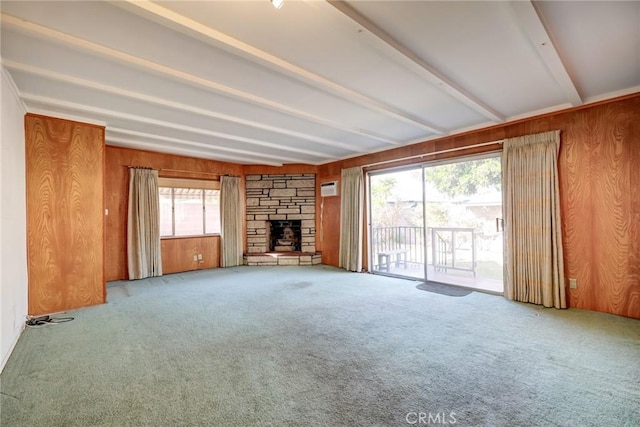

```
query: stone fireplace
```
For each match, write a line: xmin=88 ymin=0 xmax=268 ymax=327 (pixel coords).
xmin=244 ymin=174 xmax=321 ymax=266
xmin=268 ymin=220 xmax=301 ymax=252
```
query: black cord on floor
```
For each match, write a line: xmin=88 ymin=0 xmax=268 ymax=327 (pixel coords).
xmin=25 ymin=315 xmax=74 ymax=327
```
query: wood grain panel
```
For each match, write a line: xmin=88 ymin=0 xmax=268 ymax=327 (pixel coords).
xmin=558 ymin=102 xmax=640 ymax=318
xmin=628 ymin=108 xmax=640 ymax=317
xmin=105 ymin=146 xmax=242 ymax=280
xmin=243 ymin=164 xmax=318 ymax=175
xmin=316 ymin=171 xmax=341 ymax=267
xmin=319 ymin=94 xmax=640 ymax=318
xmin=161 ymin=238 xmax=197 ymax=274
xmin=161 ymin=236 xmax=220 ymax=275
xmin=198 ymin=236 xmax=220 ymax=270
xmin=26 ymin=114 xmax=105 ymax=315
xmin=558 ymin=112 xmax=594 ymax=313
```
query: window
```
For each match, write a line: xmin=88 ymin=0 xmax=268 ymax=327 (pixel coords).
xmin=159 ymin=178 xmax=220 ymax=237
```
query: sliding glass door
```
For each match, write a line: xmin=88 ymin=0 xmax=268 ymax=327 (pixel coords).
xmin=423 ymin=155 xmax=503 ymax=293
xmin=368 ymin=154 xmax=504 ymax=293
xmin=369 ymin=167 xmax=425 ymax=280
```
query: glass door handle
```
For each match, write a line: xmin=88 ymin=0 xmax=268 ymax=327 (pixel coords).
xmin=496 ymin=218 xmax=504 ymax=232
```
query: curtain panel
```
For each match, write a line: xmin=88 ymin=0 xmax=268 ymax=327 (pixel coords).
xmin=339 ymin=167 xmax=364 ymax=272
xmin=502 ymin=130 xmax=566 ymax=309
xmin=127 ymin=168 xmax=162 ymax=280
xmin=220 ymin=176 xmax=243 ymax=267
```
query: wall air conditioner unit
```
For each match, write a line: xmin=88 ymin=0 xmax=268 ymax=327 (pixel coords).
xmin=320 ymin=181 xmax=339 ymax=197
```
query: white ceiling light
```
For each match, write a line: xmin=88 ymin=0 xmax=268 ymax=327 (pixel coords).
xmin=271 ymin=0 xmax=284 ymax=10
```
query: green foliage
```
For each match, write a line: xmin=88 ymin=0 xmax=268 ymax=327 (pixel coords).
xmin=370 ymin=176 xmax=423 ymax=228
xmin=425 ymin=158 xmax=501 ymax=198
xmin=370 ymin=177 xmax=396 ymax=209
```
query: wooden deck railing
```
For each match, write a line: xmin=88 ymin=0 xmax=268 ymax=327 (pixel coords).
xmin=371 ymin=226 xmax=476 ymax=275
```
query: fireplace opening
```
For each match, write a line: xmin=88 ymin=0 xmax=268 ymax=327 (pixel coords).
xmin=267 ymin=220 xmax=301 ymax=252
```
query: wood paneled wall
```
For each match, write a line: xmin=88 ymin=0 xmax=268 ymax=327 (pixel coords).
xmin=560 ymin=98 xmax=639 ymax=318
xmin=318 ymin=94 xmax=640 ymax=319
xmin=105 ymin=146 xmax=243 ymax=281
xmin=242 ymin=164 xmax=318 ymax=175
xmin=161 ymin=236 xmax=220 ymax=274
xmin=25 ymin=114 xmax=105 ymax=315
xmin=316 ymin=174 xmax=342 ymax=267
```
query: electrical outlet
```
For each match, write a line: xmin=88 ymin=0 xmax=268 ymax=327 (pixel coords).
xmin=198 ymin=254 xmax=203 ymax=261
xmin=193 ymin=254 xmax=198 ymax=262
xmin=569 ymin=278 xmax=577 ymax=289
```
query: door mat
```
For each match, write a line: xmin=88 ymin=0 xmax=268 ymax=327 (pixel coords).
xmin=416 ymin=281 xmax=473 ymax=297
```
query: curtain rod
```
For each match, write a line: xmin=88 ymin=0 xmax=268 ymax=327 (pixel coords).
xmin=124 ymin=166 xmax=239 ymax=177
xmin=161 ymin=169 xmax=241 ymax=178
xmin=125 ymin=165 xmax=155 ymax=170
xmin=160 ymin=168 xmax=221 ymax=176
xmin=363 ymin=139 xmax=504 ymax=169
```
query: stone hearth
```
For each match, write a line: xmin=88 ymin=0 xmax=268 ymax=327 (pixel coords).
xmin=243 ymin=252 xmax=322 ymax=266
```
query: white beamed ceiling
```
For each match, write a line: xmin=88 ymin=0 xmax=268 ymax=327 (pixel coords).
xmin=1 ymin=1 xmax=638 ymax=166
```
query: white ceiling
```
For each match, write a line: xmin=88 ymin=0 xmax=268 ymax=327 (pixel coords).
xmin=1 ymin=1 xmax=638 ymax=166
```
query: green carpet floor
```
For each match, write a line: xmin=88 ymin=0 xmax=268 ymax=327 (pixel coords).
xmin=1 ymin=266 xmax=638 ymax=426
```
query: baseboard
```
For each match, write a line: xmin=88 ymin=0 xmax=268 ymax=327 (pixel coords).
xmin=0 ymin=322 xmax=25 ymax=374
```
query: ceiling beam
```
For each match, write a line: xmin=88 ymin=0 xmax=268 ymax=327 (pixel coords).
xmin=0 ymin=65 xmax=28 ymax=113
xmin=106 ymin=137 xmax=279 ymax=166
xmin=26 ymin=107 xmax=108 ymax=128
xmin=28 ymin=107 xmax=265 ymax=166
xmin=118 ymin=0 xmax=446 ymax=135
xmin=324 ymin=0 xmax=505 ymax=123
xmin=106 ymin=127 xmax=293 ymax=165
xmin=0 ymin=13 xmax=401 ymax=146
xmin=4 ymin=60 xmax=365 ymax=153
xmin=583 ymin=85 xmax=640 ymax=105
xmin=20 ymin=94 xmax=330 ymax=163
xmin=27 ymin=105 xmax=284 ymax=165
xmin=507 ymin=1 xmax=582 ymax=106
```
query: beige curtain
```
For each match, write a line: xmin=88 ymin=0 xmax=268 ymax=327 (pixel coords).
xmin=127 ymin=168 xmax=162 ymax=280
xmin=339 ymin=167 xmax=364 ymax=272
xmin=220 ymin=176 xmax=243 ymax=267
xmin=502 ymin=130 xmax=566 ymax=308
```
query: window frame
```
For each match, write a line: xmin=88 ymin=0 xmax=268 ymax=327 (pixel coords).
xmin=158 ymin=178 xmax=221 ymax=239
